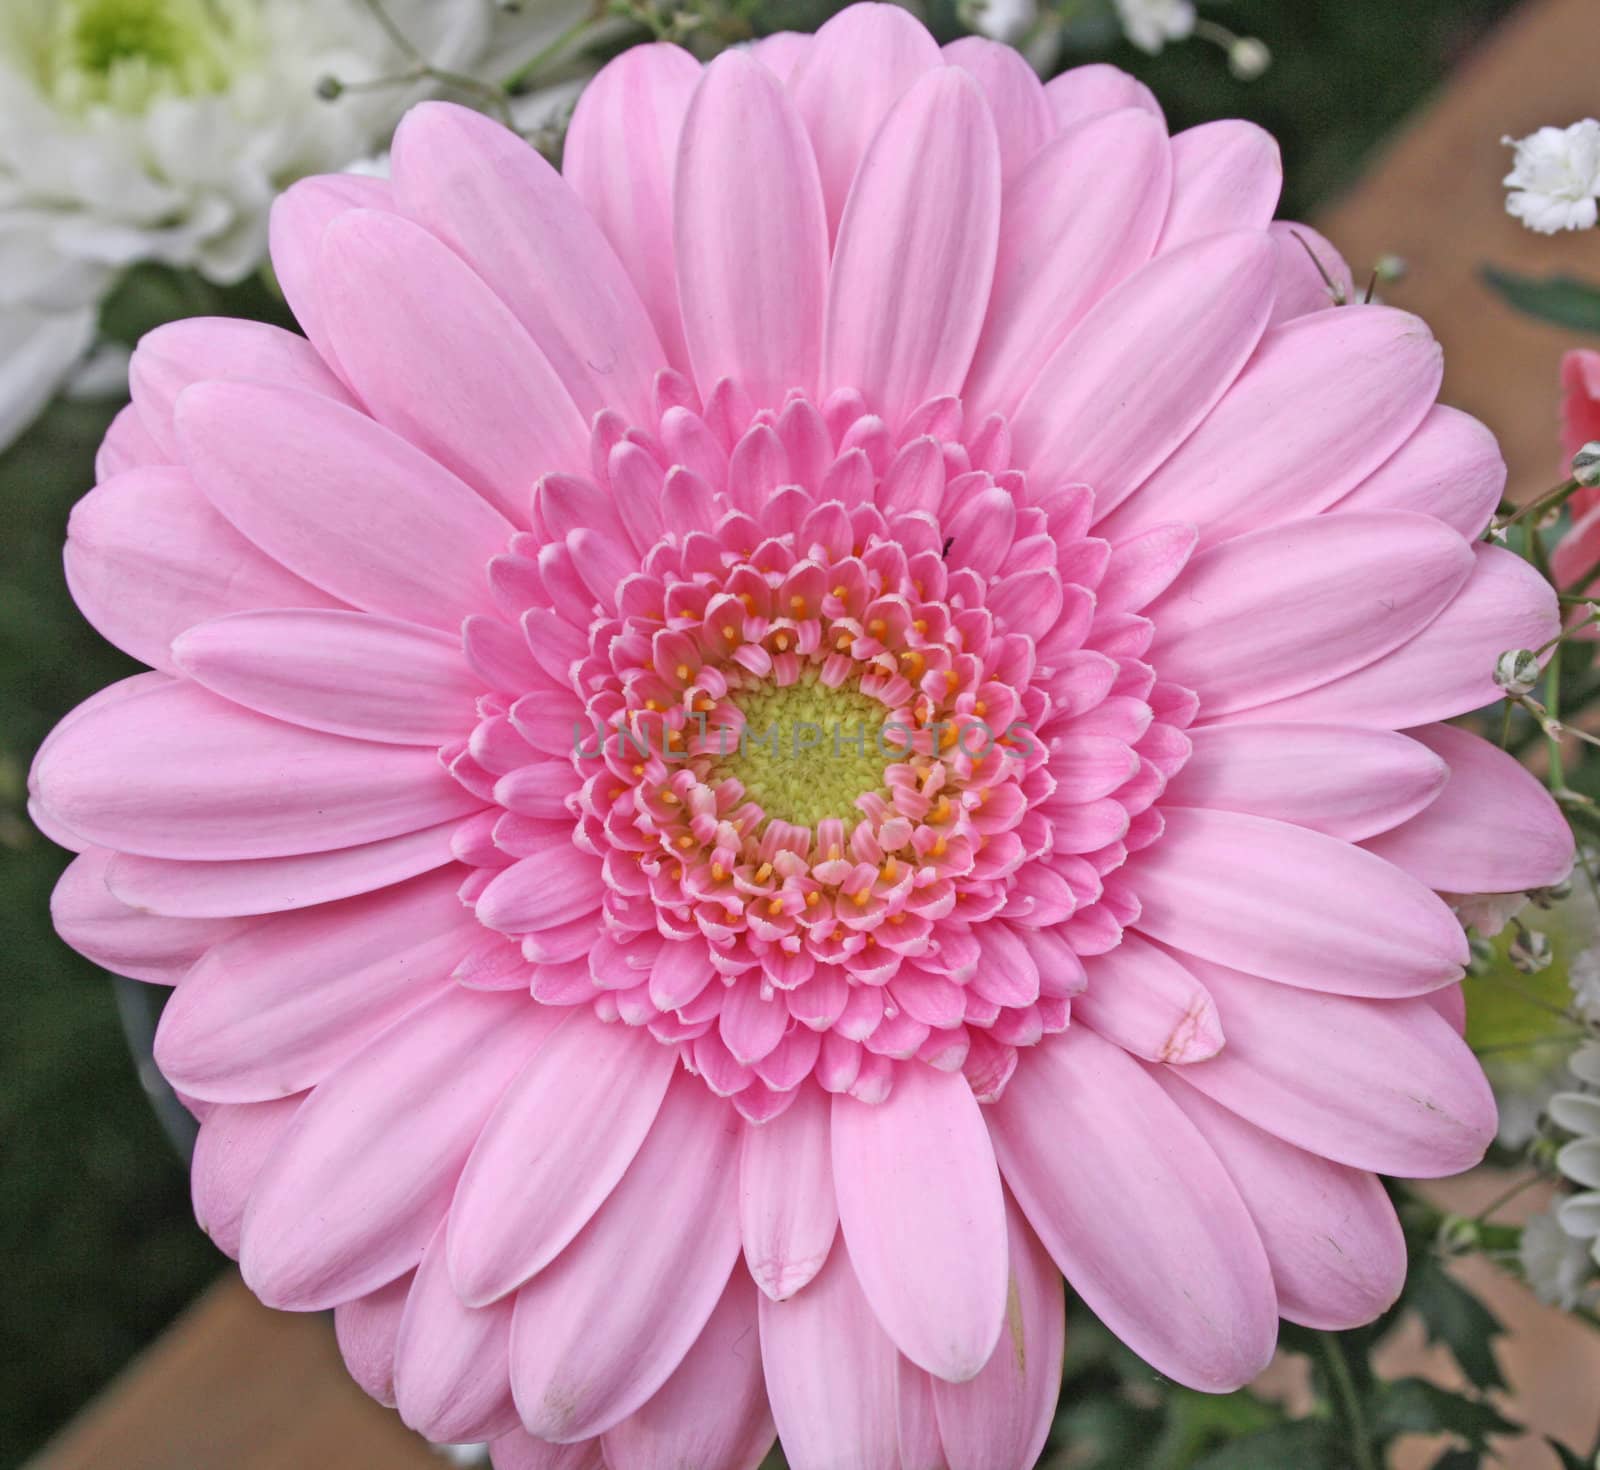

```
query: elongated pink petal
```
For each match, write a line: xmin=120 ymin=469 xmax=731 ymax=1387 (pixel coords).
xmin=490 ymin=1434 xmax=604 ymax=1470
xmin=1128 ymin=807 xmax=1467 ymax=996
xmin=103 ymin=821 xmax=457 ymax=918
xmin=240 ymin=987 xmax=558 ymax=1309
xmin=1332 ymin=405 xmax=1505 ymax=538
xmin=267 ymin=173 xmax=392 ymax=371
xmin=65 ymin=467 xmax=341 ymax=672
xmin=563 ymin=44 xmax=701 ymax=374
xmin=1100 ymin=307 xmax=1443 ymax=546
xmin=941 ymin=38 xmax=1052 ymax=182
xmin=991 ymin=1025 xmax=1277 ymax=1391
xmin=965 ymin=108 xmax=1171 ymax=419
xmin=601 ymin=1272 xmax=776 ymax=1470
xmin=172 ymin=609 xmax=479 ymax=746
xmin=334 ymin=1274 xmax=412 ymax=1408
xmin=832 ymin=1062 xmax=1008 ymax=1381
xmin=1157 ymin=120 xmax=1281 ymax=251
xmin=1011 ymin=231 xmax=1276 ymax=514
xmin=789 ymin=4 xmax=941 ymax=237
xmin=154 ymin=868 xmax=472 ymax=1102
xmin=1243 ymin=545 xmax=1557 ymax=728
xmin=509 ymin=1076 xmax=742 ymax=1441
xmin=740 ymin=1083 xmax=838 ymax=1300
xmin=1145 ymin=513 xmax=1472 ymax=717
xmin=1362 ymin=723 xmax=1573 ymax=892
xmin=34 ymin=680 xmax=480 ymax=860
xmin=176 ymin=381 xmax=511 ymax=631
xmin=930 ymin=1194 xmax=1064 ymax=1470
xmin=1174 ymin=957 xmax=1497 ymax=1177
xmin=50 ymin=846 xmax=241 ymax=982
xmin=1164 ymin=723 xmax=1448 ymax=841
xmin=448 ymin=1011 xmax=677 ymax=1305
xmin=824 ymin=67 xmax=1001 ymax=429
xmin=97 ymin=401 xmax=167 ymax=479
xmin=190 ymin=1095 xmax=303 ymax=1257
xmin=675 ymin=51 xmax=828 ymax=409
xmin=394 ymin=1226 xmax=519 ymax=1444
xmin=1154 ymin=1072 xmax=1406 ymax=1330
xmin=318 ymin=208 xmax=588 ymax=518
xmin=759 ymin=1236 xmax=902 ymax=1470
xmin=393 ymin=103 xmax=665 ymax=426
xmin=1267 ymin=221 xmax=1353 ymax=325
xmin=1072 ymin=933 xmax=1223 ymax=1063
xmin=475 ymin=848 xmax=602 ymax=934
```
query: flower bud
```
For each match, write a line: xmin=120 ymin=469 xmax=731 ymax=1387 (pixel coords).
xmin=1573 ymin=441 xmax=1600 ymax=488
xmin=315 ymin=74 xmax=344 ymax=101
xmin=1228 ymin=36 xmax=1271 ymax=80
xmin=1509 ymin=927 xmax=1553 ymax=974
xmin=1494 ymin=648 xmax=1541 ymax=696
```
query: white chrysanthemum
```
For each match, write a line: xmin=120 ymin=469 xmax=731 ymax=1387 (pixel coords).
xmin=1113 ymin=0 xmax=1196 ymax=54
xmin=1548 ymin=1045 xmax=1600 ymax=1276
xmin=1502 ymin=119 xmax=1600 ymax=234
xmin=0 ymin=0 xmax=587 ymax=446
xmin=1519 ymin=1210 xmax=1594 ymax=1310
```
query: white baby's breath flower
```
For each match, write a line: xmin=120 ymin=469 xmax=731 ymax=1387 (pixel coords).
xmin=1520 ymin=1210 xmax=1594 ymax=1309
xmin=1113 ymin=0 xmax=1196 ymax=55
xmin=0 ymin=0 xmax=589 ymax=451
xmin=967 ymin=0 xmax=1038 ymax=44
xmin=1502 ymin=119 xmax=1600 ymax=234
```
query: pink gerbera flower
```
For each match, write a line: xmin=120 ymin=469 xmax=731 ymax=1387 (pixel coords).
xmin=33 ymin=7 xmax=1574 ymax=1466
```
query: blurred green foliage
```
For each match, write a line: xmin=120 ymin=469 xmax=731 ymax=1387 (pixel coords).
xmin=0 ymin=0 xmax=1535 ymax=1463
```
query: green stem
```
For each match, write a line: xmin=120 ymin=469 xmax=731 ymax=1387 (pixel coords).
xmin=1495 ymin=476 xmax=1581 ymax=536
xmin=1318 ymin=1333 xmax=1378 ymax=1470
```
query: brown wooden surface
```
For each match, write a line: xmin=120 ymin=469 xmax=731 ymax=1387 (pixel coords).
xmin=28 ymin=0 xmax=1600 ymax=1465
xmin=30 ymin=1275 xmax=441 ymax=1470
xmin=1317 ymin=0 xmax=1600 ymax=502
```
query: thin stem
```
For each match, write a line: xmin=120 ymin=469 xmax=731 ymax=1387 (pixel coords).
xmin=1495 ymin=476 xmax=1580 ymax=535
xmin=500 ymin=10 xmax=598 ymax=91
xmin=1318 ymin=1333 xmax=1378 ymax=1470
xmin=1471 ymin=1170 xmax=1548 ymax=1224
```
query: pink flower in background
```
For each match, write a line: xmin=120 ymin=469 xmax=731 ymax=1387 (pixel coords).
xmin=1549 ymin=349 xmax=1600 ymax=621
xmin=31 ymin=5 xmax=1573 ymax=1466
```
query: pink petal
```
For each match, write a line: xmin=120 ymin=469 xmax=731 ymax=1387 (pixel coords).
xmin=788 ymin=4 xmax=941 ymax=238
xmin=1266 ymin=221 xmax=1353 ymax=325
xmin=824 ymin=67 xmax=1001 ymax=429
xmin=759 ymin=1236 xmax=901 ymax=1469
xmin=448 ymin=1011 xmax=677 ymax=1305
xmin=1362 ymin=723 xmax=1573 ymax=893
xmin=65 ymin=466 xmax=341 ymax=673
xmin=240 ymin=987 xmax=558 ymax=1309
xmin=490 ymin=1433 xmax=604 ymax=1470
xmin=991 ymin=1025 xmax=1277 ymax=1391
xmin=34 ymin=679 xmax=480 ymax=860
xmin=153 ymin=868 xmax=473 ymax=1102
xmin=832 ymin=1063 xmax=1008 ymax=1381
xmin=749 ymin=31 xmax=811 ymax=80
xmin=97 ymin=401 xmax=167 ymax=479
xmin=1042 ymin=64 xmax=1162 ymax=130
xmin=393 ymin=1226 xmax=519 ymax=1444
xmin=1175 ymin=957 xmax=1497 ymax=1177
xmin=190 ymin=1095 xmax=303 ymax=1257
xmin=601 ymin=1272 xmax=776 ymax=1470
xmin=1155 ymin=1072 xmax=1406 ymax=1330
xmin=175 ymin=381 xmax=511 ymax=631
xmin=1100 ymin=307 xmax=1443 ymax=547
xmin=1157 ymin=120 xmax=1281 ymax=251
xmin=931 ymin=1194 xmax=1064 ymax=1470
xmin=740 ymin=1082 xmax=838 ymax=1301
xmin=964 ymin=107 xmax=1171 ymax=419
xmin=334 ymin=1273 xmax=412 ymax=1408
xmin=1095 ymin=522 xmax=1198 ymax=615
xmin=1073 ymin=933 xmax=1223 ymax=1063
xmin=509 ymin=1075 xmax=742 ymax=1442
xmin=1164 ymin=723 xmax=1448 ymax=842
xmin=675 ymin=51 xmax=828 ymax=409
xmin=1128 ymin=807 xmax=1467 ymax=997
xmin=267 ymin=173 xmax=392 ymax=372
xmin=1145 ymin=512 xmax=1472 ymax=717
xmin=103 ymin=821 xmax=458 ymax=918
xmin=317 ymin=207 xmax=588 ymax=518
xmin=941 ymin=38 xmax=1053 ymax=182
xmin=1011 ymin=231 xmax=1276 ymax=515
xmin=51 ymin=845 xmax=240 ymax=982
xmin=1332 ymin=405 xmax=1505 ymax=538
xmin=1243 ymin=544 xmax=1557 ymax=728
xmin=475 ymin=847 xmax=602 ymax=934
xmin=393 ymin=102 xmax=666 ymax=426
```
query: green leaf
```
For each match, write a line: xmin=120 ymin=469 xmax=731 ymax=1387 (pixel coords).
xmin=1544 ymin=1436 xmax=1595 ymax=1470
xmin=1372 ymin=1377 xmax=1518 ymax=1448
xmin=1482 ymin=266 xmax=1600 ymax=335
xmin=1429 ymin=1451 xmax=1481 ymax=1470
xmin=1405 ymin=1257 xmax=1508 ymax=1391
xmin=1186 ymin=1419 xmax=1340 ymax=1470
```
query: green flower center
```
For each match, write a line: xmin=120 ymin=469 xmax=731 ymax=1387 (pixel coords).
xmin=710 ymin=673 xmax=897 ymax=829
